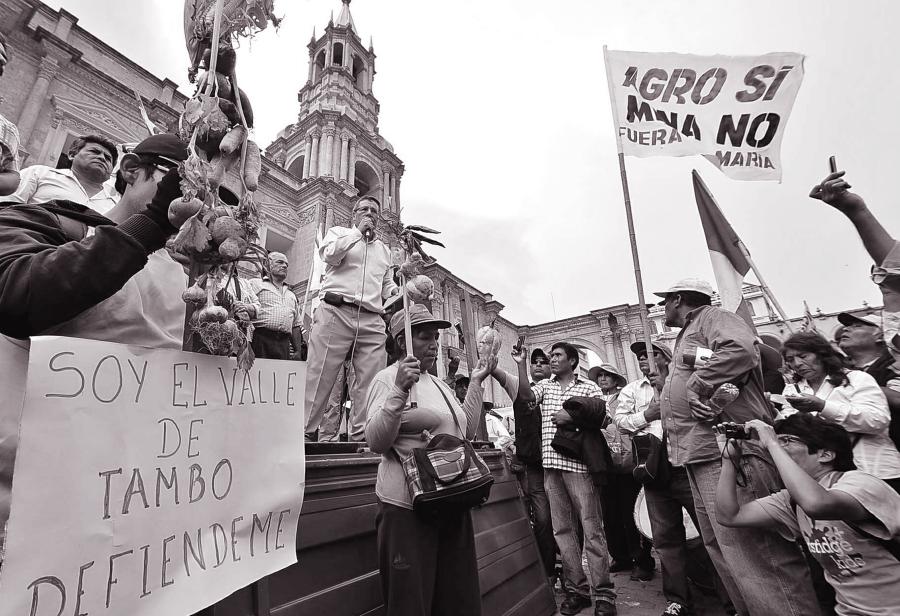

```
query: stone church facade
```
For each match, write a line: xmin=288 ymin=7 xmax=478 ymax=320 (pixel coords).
xmin=0 ymin=0 xmax=875 ymax=407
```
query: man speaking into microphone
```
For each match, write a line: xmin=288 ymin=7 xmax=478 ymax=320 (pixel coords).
xmin=304 ymin=195 xmax=399 ymax=442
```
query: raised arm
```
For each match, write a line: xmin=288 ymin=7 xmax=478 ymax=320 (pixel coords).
xmin=746 ymin=420 xmax=873 ymax=522
xmin=365 ymin=357 xmax=420 ymax=453
xmin=320 ymin=226 xmax=363 ymax=266
xmin=511 ymin=345 xmax=535 ymax=403
xmin=810 ymin=170 xmax=895 ymax=265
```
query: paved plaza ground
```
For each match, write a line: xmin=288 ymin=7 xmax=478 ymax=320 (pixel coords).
xmin=552 ymin=567 xmax=724 ymax=616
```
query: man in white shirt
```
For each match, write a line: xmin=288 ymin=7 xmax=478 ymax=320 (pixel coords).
xmin=616 ymin=341 xmax=731 ymax=616
xmin=8 ymin=134 xmax=119 ymax=214
xmin=243 ymin=251 xmax=302 ymax=361
xmin=304 ymin=195 xmax=399 ymax=442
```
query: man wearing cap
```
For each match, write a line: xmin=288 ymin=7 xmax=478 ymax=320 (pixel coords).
xmin=837 ymin=312 xmax=900 ymax=448
xmin=654 ymin=278 xmax=820 ymax=616
xmin=7 ymin=134 xmax=120 ymax=215
xmin=507 ymin=347 xmax=556 ymax=581
xmin=304 ymin=194 xmax=400 ymax=441
xmin=0 ymin=133 xmax=197 ymax=557
xmin=243 ymin=251 xmax=304 ymax=361
xmin=592 ymin=362 xmax=655 ymax=584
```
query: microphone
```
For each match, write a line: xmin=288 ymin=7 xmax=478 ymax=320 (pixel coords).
xmin=363 ymin=228 xmax=374 ymax=241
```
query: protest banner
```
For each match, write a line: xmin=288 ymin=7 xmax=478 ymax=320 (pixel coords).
xmin=0 ymin=336 xmax=305 ymax=616
xmin=604 ymin=49 xmax=805 ymax=181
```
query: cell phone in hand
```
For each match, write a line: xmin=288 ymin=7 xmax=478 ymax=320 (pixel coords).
xmin=513 ymin=335 xmax=526 ymax=353
xmin=829 ymin=155 xmax=837 ymax=173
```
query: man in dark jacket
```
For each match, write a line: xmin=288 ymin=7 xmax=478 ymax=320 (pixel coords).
xmin=0 ymin=133 xmax=197 ymax=559
xmin=509 ymin=348 xmax=555 ymax=580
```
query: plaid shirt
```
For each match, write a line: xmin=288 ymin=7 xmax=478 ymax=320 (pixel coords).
xmin=532 ymin=375 xmax=603 ymax=472
xmin=245 ymin=278 xmax=301 ymax=334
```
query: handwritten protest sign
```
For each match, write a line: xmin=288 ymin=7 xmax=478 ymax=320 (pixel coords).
xmin=0 ymin=336 xmax=305 ymax=616
xmin=604 ymin=49 xmax=805 ymax=181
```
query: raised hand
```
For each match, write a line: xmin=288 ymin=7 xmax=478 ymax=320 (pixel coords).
xmin=809 ymin=171 xmax=866 ymax=215
xmin=394 ymin=355 xmax=421 ymax=392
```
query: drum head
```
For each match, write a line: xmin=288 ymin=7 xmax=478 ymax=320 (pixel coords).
xmin=634 ymin=488 xmax=700 ymax=541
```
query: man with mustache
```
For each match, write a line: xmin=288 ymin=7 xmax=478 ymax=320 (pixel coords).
xmin=7 ymin=134 xmax=119 ymax=214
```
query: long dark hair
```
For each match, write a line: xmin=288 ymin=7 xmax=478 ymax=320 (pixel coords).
xmin=782 ymin=331 xmax=848 ymax=388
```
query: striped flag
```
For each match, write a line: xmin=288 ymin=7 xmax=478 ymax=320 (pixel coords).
xmin=692 ymin=170 xmax=756 ymax=330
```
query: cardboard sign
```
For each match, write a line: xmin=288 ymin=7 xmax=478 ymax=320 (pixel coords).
xmin=604 ymin=49 xmax=805 ymax=181
xmin=0 ymin=336 xmax=306 ymax=616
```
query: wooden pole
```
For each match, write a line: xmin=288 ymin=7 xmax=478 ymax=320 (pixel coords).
xmin=737 ymin=240 xmax=795 ymax=333
xmin=400 ymin=274 xmax=417 ymax=407
xmin=603 ymin=46 xmax=656 ymax=368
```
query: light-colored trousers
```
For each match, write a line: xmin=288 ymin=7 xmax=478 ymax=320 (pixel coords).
xmin=304 ymin=302 xmax=386 ymax=441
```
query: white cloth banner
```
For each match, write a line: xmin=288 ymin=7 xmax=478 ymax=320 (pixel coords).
xmin=0 ymin=336 xmax=306 ymax=616
xmin=604 ymin=48 xmax=805 ymax=181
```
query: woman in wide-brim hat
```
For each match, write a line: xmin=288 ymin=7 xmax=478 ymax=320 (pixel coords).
xmin=364 ymin=304 xmax=495 ymax=615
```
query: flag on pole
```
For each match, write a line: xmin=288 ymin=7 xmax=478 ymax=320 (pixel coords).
xmin=801 ymin=301 xmax=820 ymax=333
xmin=301 ymin=227 xmax=325 ymax=329
xmin=692 ymin=170 xmax=756 ymax=330
xmin=603 ymin=49 xmax=805 ymax=181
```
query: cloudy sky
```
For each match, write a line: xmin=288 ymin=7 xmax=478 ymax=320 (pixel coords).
xmin=43 ymin=0 xmax=900 ymax=325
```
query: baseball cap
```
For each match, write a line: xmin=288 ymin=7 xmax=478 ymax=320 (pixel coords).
xmin=630 ymin=340 xmax=673 ymax=361
xmin=131 ymin=133 xmax=189 ymax=167
xmin=530 ymin=348 xmax=549 ymax=363
xmin=588 ymin=363 xmax=627 ymax=386
xmin=389 ymin=304 xmax=451 ymax=338
xmin=837 ymin=312 xmax=883 ymax=330
xmin=653 ymin=278 xmax=715 ymax=305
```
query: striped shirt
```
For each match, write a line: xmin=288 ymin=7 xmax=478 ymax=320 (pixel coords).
xmin=532 ymin=376 xmax=603 ymax=472
xmin=246 ymin=278 xmax=301 ymax=334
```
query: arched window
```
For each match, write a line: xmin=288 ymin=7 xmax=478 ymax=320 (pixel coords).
xmin=333 ymin=42 xmax=344 ymax=66
xmin=314 ymin=49 xmax=326 ymax=81
xmin=286 ymin=155 xmax=304 ymax=178
xmin=354 ymin=161 xmax=380 ymax=197
xmin=352 ymin=56 xmax=367 ymax=90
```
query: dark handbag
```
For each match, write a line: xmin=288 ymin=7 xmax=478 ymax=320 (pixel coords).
xmin=632 ymin=431 xmax=672 ymax=487
xmin=398 ymin=380 xmax=494 ymax=515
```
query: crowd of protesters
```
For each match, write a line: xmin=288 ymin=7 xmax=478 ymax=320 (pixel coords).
xmin=1 ymin=30 xmax=899 ymax=616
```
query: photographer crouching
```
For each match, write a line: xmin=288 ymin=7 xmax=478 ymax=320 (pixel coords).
xmin=716 ymin=415 xmax=900 ymax=616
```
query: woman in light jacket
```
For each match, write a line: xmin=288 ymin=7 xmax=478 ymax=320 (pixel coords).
xmin=365 ymin=304 xmax=495 ymax=615
xmin=781 ymin=331 xmax=900 ymax=491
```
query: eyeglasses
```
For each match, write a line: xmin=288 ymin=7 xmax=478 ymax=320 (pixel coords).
xmin=870 ymin=265 xmax=900 ymax=285
xmin=776 ymin=434 xmax=806 ymax=447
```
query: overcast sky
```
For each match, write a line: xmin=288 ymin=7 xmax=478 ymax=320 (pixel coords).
xmin=42 ymin=0 xmax=900 ymax=325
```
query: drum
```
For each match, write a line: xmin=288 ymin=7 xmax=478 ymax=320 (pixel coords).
xmin=634 ymin=487 xmax=699 ymax=542
xmin=633 ymin=487 xmax=717 ymax=594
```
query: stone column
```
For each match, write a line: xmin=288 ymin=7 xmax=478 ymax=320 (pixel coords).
xmin=390 ymin=176 xmax=398 ymax=211
xmin=301 ymin=134 xmax=313 ymax=178
xmin=321 ymin=128 xmax=334 ymax=177
xmin=331 ymin=134 xmax=342 ymax=179
xmin=324 ymin=199 xmax=335 ymax=230
xmin=348 ymin=142 xmax=357 ymax=187
xmin=339 ymin=134 xmax=350 ymax=182
xmin=309 ymin=131 xmax=321 ymax=177
xmin=17 ymin=57 xmax=60 ymax=145
xmin=602 ymin=334 xmax=618 ymax=370
xmin=382 ymin=167 xmax=391 ymax=209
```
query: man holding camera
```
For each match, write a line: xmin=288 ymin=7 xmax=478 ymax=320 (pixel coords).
xmin=304 ymin=195 xmax=399 ymax=442
xmin=716 ymin=414 xmax=900 ymax=616
xmin=656 ymin=278 xmax=820 ymax=616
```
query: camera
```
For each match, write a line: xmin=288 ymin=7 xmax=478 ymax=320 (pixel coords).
xmin=713 ymin=421 xmax=753 ymax=440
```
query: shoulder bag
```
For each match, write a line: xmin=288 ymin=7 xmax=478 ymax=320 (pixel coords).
xmin=398 ymin=380 xmax=494 ymax=515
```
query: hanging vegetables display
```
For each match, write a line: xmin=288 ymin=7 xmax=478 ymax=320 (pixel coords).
xmin=174 ymin=0 xmax=280 ymax=368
